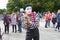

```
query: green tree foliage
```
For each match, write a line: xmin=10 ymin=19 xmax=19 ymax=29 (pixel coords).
xmin=0 ymin=9 xmax=6 ymax=14
xmin=6 ymin=0 xmax=60 ymax=13
xmin=7 ymin=0 xmax=20 ymax=13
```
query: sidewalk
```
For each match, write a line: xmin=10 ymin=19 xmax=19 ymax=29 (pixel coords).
xmin=0 ymin=20 xmax=60 ymax=40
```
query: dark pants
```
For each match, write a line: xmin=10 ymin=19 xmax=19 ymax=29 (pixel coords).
xmin=5 ymin=23 xmax=9 ymax=33
xmin=52 ymin=18 xmax=56 ymax=28
xmin=56 ymin=22 xmax=60 ymax=30
xmin=18 ymin=20 xmax=22 ymax=32
xmin=26 ymin=28 xmax=39 ymax=40
xmin=12 ymin=25 xmax=17 ymax=33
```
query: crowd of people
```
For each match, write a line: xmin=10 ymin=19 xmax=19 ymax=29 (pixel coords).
xmin=3 ymin=10 xmax=60 ymax=34
xmin=3 ymin=11 xmax=23 ymax=34
xmin=44 ymin=10 xmax=60 ymax=32
xmin=3 ymin=12 xmax=42 ymax=34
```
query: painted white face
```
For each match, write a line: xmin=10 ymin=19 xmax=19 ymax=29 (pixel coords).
xmin=25 ymin=6 xmax=32 ymax=14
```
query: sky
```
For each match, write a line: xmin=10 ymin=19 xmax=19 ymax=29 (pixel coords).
xmin=0 ymin=0 xmax=8 ymax=9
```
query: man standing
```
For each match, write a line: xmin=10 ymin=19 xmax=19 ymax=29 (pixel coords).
xmin=24 ymin=4 xmax=39 ymax=40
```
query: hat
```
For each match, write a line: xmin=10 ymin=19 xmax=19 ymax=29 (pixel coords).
xmin=24 ymin=4 xmax=32 ymax=10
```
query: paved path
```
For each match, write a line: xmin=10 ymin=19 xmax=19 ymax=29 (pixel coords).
xmin=0 ymin=19 xmax=60 ymax=40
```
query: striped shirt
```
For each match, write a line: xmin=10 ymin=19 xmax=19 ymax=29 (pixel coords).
xmin=27 ymin=12 xmax=40 ymax=29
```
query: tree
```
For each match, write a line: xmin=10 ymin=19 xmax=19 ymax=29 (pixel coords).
xmin=6 ymin=0 xmax=60 ymax=13
xmin=7 ymin=0 xmax=21 ymax=13
xmin=0 ymin=9 xmax=6 ymax=14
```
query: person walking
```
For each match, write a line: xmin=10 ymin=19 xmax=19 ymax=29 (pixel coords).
xmin=55 ymin=10 xmax=60 ymax=32
xmin=51 ymin=12 xmax=57 ymax=28
xmin=45 ymin=11 xmax=51 ymax=28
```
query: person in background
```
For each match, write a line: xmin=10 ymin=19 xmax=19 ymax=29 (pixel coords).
xmin=20 ymin=11 xmax=25 ymax=28
xmin=47 ymin=11 xmax=51 ymax=27
xmin=17 ymin=11 xmax=22 ymax=33
xmin=3 ymin=12 xmax=10 ymax=34
xmin=51 ymin=12 xmax=57 ymax=28
xmin=11 ymin=11 xmax=17 ymax=33
xmin=55 ymin=10 xmax=60 ymax=32
xmin=38 ymin=12 xmax=42 ymax=18
xmin=45 ymin=12 xmax=51 ymax=28
xmin=37 ymin=12 xmax=42 ymax=21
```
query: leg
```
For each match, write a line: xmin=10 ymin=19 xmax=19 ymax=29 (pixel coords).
xmin=56 ymin=24 xmax=58 ymax=29
xmin=7 ymin=23 xmax=9 ymax=34
xmin=57 ymin=22 xmax=59 ymax=30
xmin=33 ymin=28 xmax=39 ymax=40
xmin=15 ymin=25 xmax=17 ymax=33
xmin=18 ymin=24 xmax=19 ymax=31
xmin=19 ymin=24 xmax=22 ymax=32
xmin=58 ymin=27 xmax=59 ymax=30
xmin=12 ymin=25 xmax=14 ymax=32
xmin=33 ymin=35 xmax=39 ymax=40
xmin=45 ymin=21 xmax=48 ymax=28
xmin=55 ymin=24 xmax=58 ymax=31
xmin=55 ymin=22 xmax=59 ymax=31
xmin=58 ymin=22 xmax=60 ymax=30
xmin=18 ymin=21 xmax=22 ymax=32
xmin=26 ymin=32 xmax=32 ymax=40
xmin=53 ymin=24 xmax=55 ymax=28
xmin=18 ymin=21 xmax=19 ymax=31
xmin=26 ymin=36 xmax=32 ymax=40
xmin=19 ymin=26 xmax=22 ymax=32
xmin=48 ymin=20 xmax=50 ymax=27
xmin=57 ymin=22 xmax=60 ymax=32
xmin=5 ymin=25 xmax=7 ymax=33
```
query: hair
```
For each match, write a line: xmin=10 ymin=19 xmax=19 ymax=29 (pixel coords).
xmin=57 ymin=10 xmax=60 ymax=13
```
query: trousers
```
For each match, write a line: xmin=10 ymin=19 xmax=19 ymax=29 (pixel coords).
xmin=26 ymin=28 xmax=39 ymax=40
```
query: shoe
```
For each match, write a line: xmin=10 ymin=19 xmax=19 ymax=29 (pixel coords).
xmin=45 ymin=27 xmax=48 ymax=28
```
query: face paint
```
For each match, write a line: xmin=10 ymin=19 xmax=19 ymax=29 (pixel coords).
xmin=25 ymin=6 xmax=32 ymax=14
